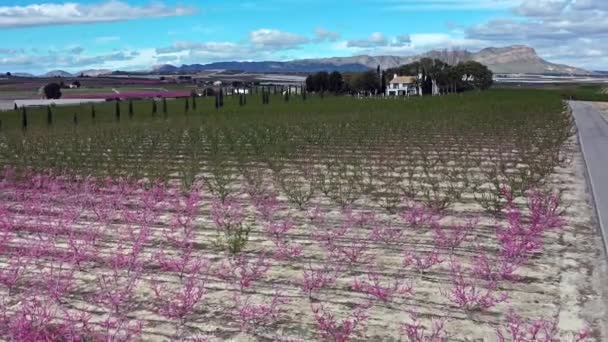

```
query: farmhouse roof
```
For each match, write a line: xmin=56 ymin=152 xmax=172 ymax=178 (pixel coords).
xmin=390 ymin=75 xmax=417 ymax=84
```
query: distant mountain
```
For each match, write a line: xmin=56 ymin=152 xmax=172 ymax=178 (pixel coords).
xmin=294 ymin=46 xmax=589 ymax=75
xmin=470 ymin=46 xmax=588 ymax=74
xmin=42 ymin=70 xmax=73 ymax=78
xmin=78 ymin=69 xmax=112 ymax=77
xmin=152 ymin=64 xmax=179 ymax=73
xmin=150 ymin=45 xmax=590 ymax=75
xmin=152 ymin=61 xmax=368 ymax=74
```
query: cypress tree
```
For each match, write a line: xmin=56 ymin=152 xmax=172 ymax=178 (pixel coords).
xmin=185 ymin=98 xmax=190 ymax=113
xmin=162 ymin=98 xmax=167 ymax=119
xmin=128 ymin=100 xmax=134 ymax=119
xmin=46 ymin=106 xmax=53 ymax=126
xmin=219 ymin=89 xmax=224 ymax=107
xmin=115 ymin=101 xmax=121 ymax=121
xmin=21 ymin=106 xmax=27 ymax=131
xmin=152 ymin=100 xmax=157 ymax=116
xmin=192 ymin=93 xmax=197 ymax=110
xmin=91 ymin=104 xmax=96 ymax=121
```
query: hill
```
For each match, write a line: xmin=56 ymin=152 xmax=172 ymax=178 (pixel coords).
xmin=151 ymin=45 xmax=589 ymax=75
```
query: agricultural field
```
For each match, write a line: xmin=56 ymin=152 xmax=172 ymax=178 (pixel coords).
xmin=559 ymin=85 xmax=608 ymax=102
xmin=0 ymin=90 xmax=606 ymax=341
xmin=0 ymin=76 xmax=196 ymax=103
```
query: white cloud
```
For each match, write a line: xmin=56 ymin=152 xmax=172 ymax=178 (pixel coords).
xmin=314 ymin=28 xmax=340 ymax=42
xmin=515 ymin=0 xmax=569 ymax=16
xmin=391 ymin=34 xmax=412 ymax=47
xmin=249 ymin=29 xmax=310 ymax=49
xmin=0 ymin=1 xmax=196 ymax=28
xmin=465 ymin=0 xmax=608 ymax=69
xmin=343 ymin=32 xmax=487 ymax=56
xmin=0 ymin=48 xmax=160 ymax=73
xmin=156 ymin=41 xmax=253 ymax=59
xmin=387 ymin=0 xmax=521 ymax=11
xmin=347 ymin=32 xmax=389 ymax=48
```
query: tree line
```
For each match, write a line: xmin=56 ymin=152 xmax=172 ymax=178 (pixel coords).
xmin=305 ymin=58 xmax=493 ymax=95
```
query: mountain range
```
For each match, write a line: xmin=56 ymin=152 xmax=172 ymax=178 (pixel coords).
xmin=21 ymin=45 xmax=592 ymax=77
xmin=151 ymin=45 xmax=590 ymax=75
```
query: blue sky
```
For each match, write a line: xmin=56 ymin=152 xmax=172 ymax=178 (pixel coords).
xmin=1 ymin=0 xmax=606 ymax=74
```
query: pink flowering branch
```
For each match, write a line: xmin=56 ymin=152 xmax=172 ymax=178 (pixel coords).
xmin=215 ymin=253 xmax=271 ymax=291
xmin=152 ymin=273 xmax=207 ymax=338
xmin=252 ymin=191 xmax=280 ymax=222
xmin=299 ymin=262 xmax=340 ymax=298
xmin=432 ymin=219 xmax=476 ymax=251
xmin=352 ymin=271 xmax=413 ymax=303
xmin=400 ymin=202 xmax=438 ymax=228
xmin=472 ymin=248 xmax=520 ymax=282
xmin=369 ymin=221 xmax=404 ymax=246
xmin=442 ymin=260 xmax=509 ymax=312
xmin=232 ymin=290 xmax=290 ymax=333
xmin=400 ymin=311 xmax=448 ymax=342
xmin=402 ymin=249 xmax=444 ymax=273
xmin=496 ymin=310 xmax=592 ymax=342
xmin=311 ymin=304 xmax=369 ymax=342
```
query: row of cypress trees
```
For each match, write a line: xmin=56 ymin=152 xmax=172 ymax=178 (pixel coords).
xmin=15 ymin=86 xmax=311 ymax=131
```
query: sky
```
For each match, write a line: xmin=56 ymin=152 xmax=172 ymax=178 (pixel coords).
xmin=0 ymin=0 xmax=607 ymax=74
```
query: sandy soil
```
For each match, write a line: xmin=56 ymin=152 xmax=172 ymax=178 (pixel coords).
xmin=0 ymin=136 xmax=606 ymax=341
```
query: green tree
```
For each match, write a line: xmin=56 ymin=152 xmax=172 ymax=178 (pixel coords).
xmin=328 ymin=71 xmax=344 ymax=93
xmin=43 ymin=83 xmax=62 ymax=99
xmin=381 ymin=71 xmax=387 ymax=94
xmin=191 ymin=91 xmax=197 ymax=110
xmin=21 ymin=107 xmax=27 ymax=131
xmin=305 ymin=75 xmax=314 ymax=92
xmin=128 ymin=100 xmax=134 ymax=119
xmin=115 ymin=101 xmax=120 ymax=121
xmin=352 ymin=70 xmax=381 ymax=93
xmin=458 ymin=61 xmax=493 ymax=90
xmin=46 ymin=106 xmax=53 ymax=126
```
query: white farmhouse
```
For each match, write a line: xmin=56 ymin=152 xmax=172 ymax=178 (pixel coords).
xmin=386 ymin=74 xmax=419 ymax=96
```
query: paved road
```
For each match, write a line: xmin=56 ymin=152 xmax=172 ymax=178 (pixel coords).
xmin=570 ymin=101 xmax=608 ymax=253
